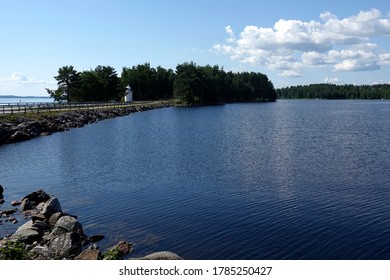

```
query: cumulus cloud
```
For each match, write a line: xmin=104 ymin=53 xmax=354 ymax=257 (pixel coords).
xmin=324 ymin=77 xmax=342 ymax=84
xmin=213 ymin=8 xmax=390 ymax=77
xmin=0 ymin=72 xmax=54 ymax=85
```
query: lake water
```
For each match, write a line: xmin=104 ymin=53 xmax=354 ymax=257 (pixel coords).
xmin=1 ymin=100 xmax=389 ymax=259
xmin=0 ymin=96 xmax=54 ymax=105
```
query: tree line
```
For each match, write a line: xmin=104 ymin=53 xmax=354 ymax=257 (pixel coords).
xmin=277 ymin=84 xmax=390 ymax=99
xmin=46 ymin=62 xmax=277 ymax=103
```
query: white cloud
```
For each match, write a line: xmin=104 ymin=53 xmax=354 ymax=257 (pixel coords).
xmin=0 ymin=72 xmax=54 ymax=85
xmin=324 ymin=77 xmax=342 ymax=84
xmin=213 ymin=8 xmax=390 ymax=77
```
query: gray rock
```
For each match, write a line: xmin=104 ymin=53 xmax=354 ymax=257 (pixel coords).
xmin=48 ymin=212 xmax=64 ymax=227
xmin=133 ymin=251 xmax=183 ymax=260
xmin=48 ymin=232 xmax=82 ymax=259
xmin=23 ymin=189 xmax=51 ymax=205
xmin=30 ymin=245 xmax=51 ymax=259
xmin=11 ymin=226 xmax=41 ymax=244
xmin=9 ymin=130 xmax=31 ymax=142
xmin=52 ymin=215 xmax=83 ymax=236
xmin=40 ymin=197 xmax=62 ymax=218
xmin=75 ymin=248 xmax=102 ymax=260
xmin=20 ymin=198 xmax=32 ymax=211
xmin=31 ymin=220 xmax=49 ymax=234
xmin=11 ymin=200 xmax=22 ymax=206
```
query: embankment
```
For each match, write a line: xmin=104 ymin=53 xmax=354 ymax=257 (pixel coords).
xmin=0 ymin=102 xmax=172 ymax=146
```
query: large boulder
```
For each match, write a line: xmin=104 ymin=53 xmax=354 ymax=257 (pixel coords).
xmin=22 ymin=189 xmax=51 ymax=206
xmin=52 ymin=215 xmax=83 ymax=236
xmin=40 ymin=197 xmax=62 ymax=218
xmin=48 ymin=232 xmax=82 ymax=259
xmin=11 ymin=221 xmax=41 ymax=244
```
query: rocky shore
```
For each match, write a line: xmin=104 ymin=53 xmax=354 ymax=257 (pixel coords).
xmin=0 ymin=102 xmax=172 ymax=146
xmin=0 ymin=187 xmax=182 ymax=260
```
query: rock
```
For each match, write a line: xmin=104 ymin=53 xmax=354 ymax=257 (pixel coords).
xmin=88 ymin=234 xmax=105 ymax=243
xmin=20 ymin=198 xmax=32 ymax=211
xmin=11 ymin=200 xmax=22 ymax=206
xmin=0 ymin=208 xmax=17 ymax=217
xmin=11 ymin=226 xmax=41 ymax=244
xmin=134 ymin=251 xmax=183 ymax=260
xmin=48 ymin=232 xmax=82 ymax=259
xmin=48 ymin=212 xmax=64 ymax=227
xmin=0 ymin=198 xmax=4 ymax=205
xmin=40 ymin=197 xmax=62 ymax=218
xmin=0 ymin=184 xmax=3 ymax=195
xmin=23 ymin=189 xmax=51 ymax=205
xmin=9 ymin=130 xmax=31 ymax=142
xmin=30 ymin=245 xmax=51 ymax=259
xmin=75 ymin=248 xmax=102 ymax=260
xmin=9 ymin=217 xmax=18 ymax=224
xmin=0 ymin=127 xmax=11 ymax=144
xmin=115 ymin=241 xmax=133 ymax=255
xmin=31 ymin=213 xmax=46 ymax=222
xmin=31 ymin=220 xmax=49 ymax=234
xmin=52 ymin=215 xmax=83 ymax=236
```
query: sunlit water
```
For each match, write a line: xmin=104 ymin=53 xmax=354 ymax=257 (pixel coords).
xmin=1 ymin=100 xmax=389 ymax=259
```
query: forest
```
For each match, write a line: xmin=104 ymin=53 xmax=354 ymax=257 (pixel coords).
xmin=277 ymin=83 xmax=390 ymax=99
xmin=46 ymin=62 xmax=277 ymax=104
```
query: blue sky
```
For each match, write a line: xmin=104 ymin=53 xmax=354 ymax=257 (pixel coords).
xmin=1 ymin=0 xmax=390 ymax=96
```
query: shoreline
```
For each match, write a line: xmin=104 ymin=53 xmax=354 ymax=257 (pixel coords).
xmin=0 ymin=188 xmax=182 ymax=260
xmin=0 ymin=101 xmax=174 ymax=146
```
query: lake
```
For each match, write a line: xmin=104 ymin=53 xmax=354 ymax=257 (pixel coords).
xmin=0 ymin=96 xmax=54 ymax=105
xmin=1 ymin=100 xmax=389 ymax=259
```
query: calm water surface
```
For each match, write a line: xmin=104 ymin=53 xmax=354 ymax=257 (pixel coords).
xmin=1 ymin=100 xmax=389 ymax=259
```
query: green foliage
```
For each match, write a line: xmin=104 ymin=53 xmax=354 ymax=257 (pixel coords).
xmin=277 ymin=84 xmax=390 ymax=99
xmin=102 ymin=247 xmax=124 ymax=260
xmin=46 ymin=62 xmax=276 ymax=104
xmin=121 ymin=63 xmax=175 ymax=101
xmin=173 ymin=62 xmax=276 ymax=104
xmin=0 ymin=240 xmax=28 ymax=260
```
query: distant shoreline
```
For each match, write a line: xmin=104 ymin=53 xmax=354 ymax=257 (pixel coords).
xmin=0 ymin=95 xmax=51 ymax=98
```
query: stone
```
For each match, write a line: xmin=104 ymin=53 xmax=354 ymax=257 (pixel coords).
xmin=48 ymin=212 xmax=64 ymax=227
xmin=40 ymin=197 xmax=62 ymax=218
xmin=9 ymin=130 xmax=31 ymax=142
xmin=0 ymin=208 xmax=17 ymax=217
xmin=134 ymin=251 xmax=183 ymax=260
xmin=0 ymin=198 xmax=4 ymax=205
xmin=30 ymin=245 xmax=51 ymax=259
xmin=23 ymin=189 xmax=51 ymax=205
xmin=115 ymin=241 xmax=133 ymax=255
xmin=31 ymin=221 xmax=49 ymax=234
xmin=11 ymin=200 xmax=22 ymax=206
xmin=0 ymin=127 xmax=11 ymax=144
xmin=52 ymin=215 xmax=83 ymax=236
xmin=11 ymin=227 xmax=41 ymax=244
xmin=0 ymin=184 xmax=3 ymax=195
xmin=20 ymin=198 xmax=32 ymax=211
xmin=88 ymin=234 xmax=105 ymax=243
xmin=75 ymin=248 xmax=102 ymax=260
xmin=31 ymin=213 xmax=46 ymax=222
xmin=48 ymin=232 xmax=82 ymax=259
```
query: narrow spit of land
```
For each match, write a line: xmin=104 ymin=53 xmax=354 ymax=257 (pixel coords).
xmin=0 ymin=100 xmax=176 ymax=146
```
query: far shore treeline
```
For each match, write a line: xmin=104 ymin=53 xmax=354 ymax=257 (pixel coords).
xmin=277 ymin=83 xmax=390 ymax=99
xmin=46 ymin=62 xmax=277 ymax=104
